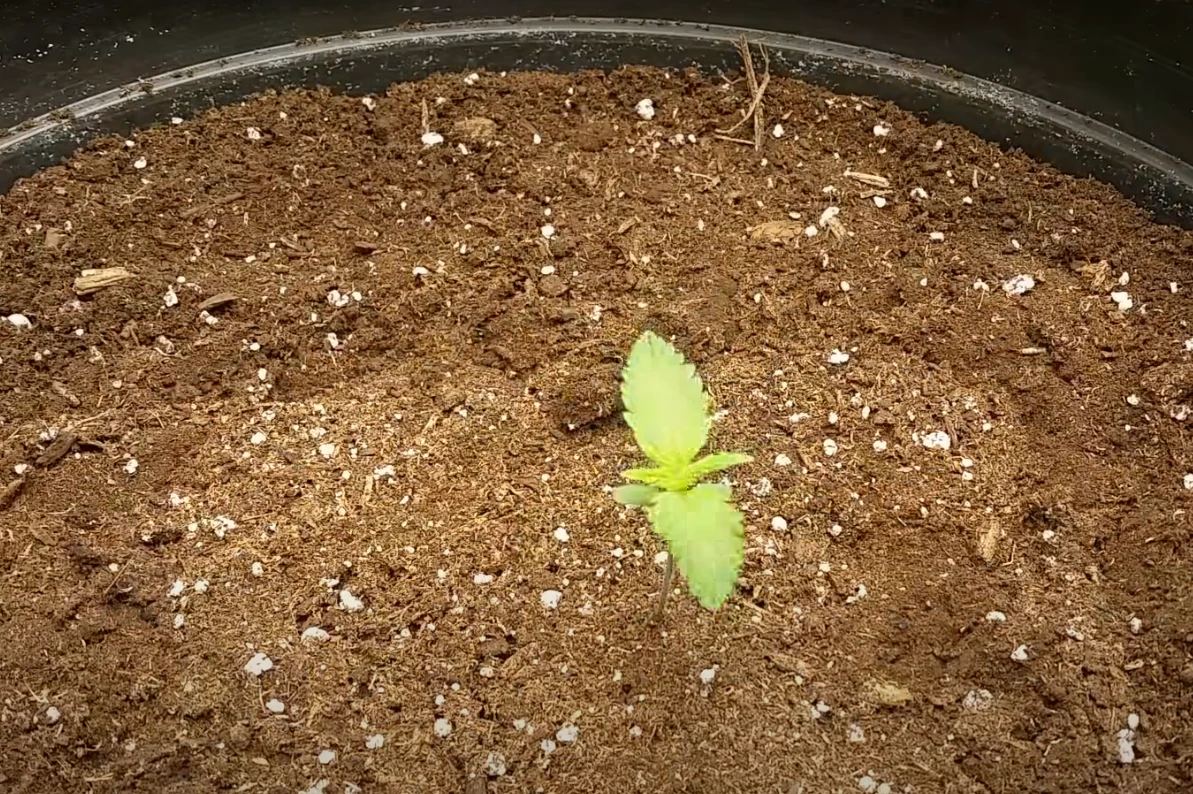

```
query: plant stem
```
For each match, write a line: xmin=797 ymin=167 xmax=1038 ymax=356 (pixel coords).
xmin=650 ymin=553 xmax=674 ymax=624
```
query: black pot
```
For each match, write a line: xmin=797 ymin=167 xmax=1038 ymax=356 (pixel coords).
xmin=2 ymin=1 xmax=1191 ymax=225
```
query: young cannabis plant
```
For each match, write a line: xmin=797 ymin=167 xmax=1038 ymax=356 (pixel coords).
xmin=612 ymin=331 xmax=751 ymax=615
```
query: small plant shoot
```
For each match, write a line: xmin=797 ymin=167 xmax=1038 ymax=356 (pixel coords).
xmin=613 ymin=331 xmax=752 ymax=614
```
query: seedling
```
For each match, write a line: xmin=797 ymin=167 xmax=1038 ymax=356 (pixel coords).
xmin=612 ymin=331 xmax=751 ymax=619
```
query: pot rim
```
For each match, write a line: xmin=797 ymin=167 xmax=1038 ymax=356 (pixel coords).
xmin=2 ymin=16 xmax=1190 ymax=223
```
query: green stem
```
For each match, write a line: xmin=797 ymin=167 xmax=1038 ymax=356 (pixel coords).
xmin=650 ymin=553 xmax=674 ymax=624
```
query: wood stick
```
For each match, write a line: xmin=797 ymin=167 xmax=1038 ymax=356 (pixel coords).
xmin=718 ymin=36 xmax=771 ymax=151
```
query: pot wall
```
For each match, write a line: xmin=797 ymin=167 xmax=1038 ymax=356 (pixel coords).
xmin=2 ymin=1 xmax=1192 ymax=222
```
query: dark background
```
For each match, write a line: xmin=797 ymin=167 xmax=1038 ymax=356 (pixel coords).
xmin=1 ymin=1 xmax=1191 ymax=163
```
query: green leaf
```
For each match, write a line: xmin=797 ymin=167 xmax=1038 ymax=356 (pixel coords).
xmin=612 ymin=484 xmax=660 ymax=507
xmin=621 ymin=331 xmax=709 ymax=469
xmin=621 ymin=467 xmax=670 ymax=486
xmin=677 ymin=452 xmax=752 ymax=485
xmin=647 ymin=484 xmax=744 ymax=609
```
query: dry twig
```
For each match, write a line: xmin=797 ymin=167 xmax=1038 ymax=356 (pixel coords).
xmin=716 ymin=36 xmax=770 ymax=150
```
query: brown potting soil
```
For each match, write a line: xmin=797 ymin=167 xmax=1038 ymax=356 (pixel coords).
xmin=0 ymin=65 xmax=1191 ymax=794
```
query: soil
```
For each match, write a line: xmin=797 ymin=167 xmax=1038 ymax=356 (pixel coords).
xmin=0 ymin=65 xmax=1191 ymax=794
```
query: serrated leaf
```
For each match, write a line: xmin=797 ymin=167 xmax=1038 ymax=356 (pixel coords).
xmin=621 ymin=331 xmax=709 ymax=469
xmin=612 ymin=484 xmax=660 ymax=507
xmin=647 ymin=484 xmax=744 ymax=609
xmin=677 ymin=452 xmax=752 ymax=486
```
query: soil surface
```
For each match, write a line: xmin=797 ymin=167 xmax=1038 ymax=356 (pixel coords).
xmin=1 ymin=66 xmax=1192 ymax=794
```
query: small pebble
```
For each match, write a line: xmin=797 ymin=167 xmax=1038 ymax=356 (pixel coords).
xmin=339 ymin=588 xmax=364 ymax=612
xmin=823 ymin=439 xmax=839 ymax=457
xmin=872 ymin=196 xmax=887 ymax=208
xmin=365 ymin=734 xmax=385 ymax=749
xmin=433 ymin=718 xmax=453 ymax=738
xmin=1010 ymin=644 xmax=1030 ymax=663
xmin=1003 ymin=274 xmax=1035 ymax=295
xmin=772 ymin=123 xmax=785 ymax=138
xmin=1118 ymin=727 xmax=1137 ymax=764
xmin=635 ymin=98 xmax=656 ymax=120
xmin=921 ymin=431 xmax=952 ymax=450
xmin=553 ymin=526 xmax=570 ymax=543
xmin=828 ymin=349 xmax=850 ymax=365
xmin=872 ymin=440 xmax=888 ymax=452
xmin=985 ymin=611 xmax=1007 ymax=623
xmin=1129 ymin=617 xmax=1143 ymax=634
xmin=699 ymin=668 xmax=716 ymax=685
xmin=244 ymin=652 xmax=274 ymax=676
xmin=46 ymin=706 xmax=61 ymax=724
xmin=473 ymin=573 xmax=495 ymax=585
xmin=540 ymin=224 xmax=555 ymax=239
xmin=872 ymin=123 xmax=891 ymax=136
xmin=928 ymin=231 xmax=945 ymax=242
xmin=251 ymin=561 xmax=264 ymax=577
xmin=555 ymin=724 xmax=579 ymax=743
xmin=484 ymin=751 xmax=507 ymax=777
xmin=266 ymin=699 xmax=285 ymax=714
xmin=774 ymin=453 xmax=792 ymax=467
xmin=301 ymin=627 xmax=330 ymax=643
xmin=962 ymin=689 xmax=993 ymax=712
xmin=540 ymin=589 xmax=563 ymax=609
xmin=421 ymin=131 xmax=444 ymax=147
xmin=770 ymin=516 xmax=788 ymax=532
xmin=1110 ymin=291 xmax=1134 ymax=312
xmin=318 ymin=749 xmax=336 ymax=765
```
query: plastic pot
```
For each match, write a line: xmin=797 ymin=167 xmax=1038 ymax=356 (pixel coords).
xmin=2 ymin=3 xmax=1192 ymax=226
